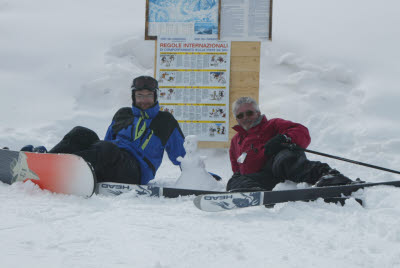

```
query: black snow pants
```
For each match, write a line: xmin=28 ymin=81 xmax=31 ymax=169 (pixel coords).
xmin=226 ymin=149 xmax=331 ymax=191
xmin=49 ymin=126 xmax=141 ymax=184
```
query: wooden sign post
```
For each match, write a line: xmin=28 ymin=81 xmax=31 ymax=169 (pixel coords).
xmin=153 ymin=41 xmax=261 ymax=148
xmin=198 ymin=41 xmax=261 ymax=148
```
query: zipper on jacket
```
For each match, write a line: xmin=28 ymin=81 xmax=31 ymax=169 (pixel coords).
xmin=141 ymin=130 xmax=154 ymax=150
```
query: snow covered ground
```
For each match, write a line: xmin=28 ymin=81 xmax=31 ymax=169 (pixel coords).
xmin=1 ymin=0 xmax=400 ymax=267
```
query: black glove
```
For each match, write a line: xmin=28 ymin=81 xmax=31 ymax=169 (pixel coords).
xmin=264 ymin=134 xmax=291 ymax=156
xmin=111 ymin=108 xmax=134 ymax=135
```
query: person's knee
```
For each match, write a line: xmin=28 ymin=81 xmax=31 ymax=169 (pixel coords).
xmin=272 ymin=149 xmax=301 ymax=167
xmin=68 ymin=126 xmax=99 ymax=145
xmin=271 ymin=149 xmax=305 ymax=178
xmin=50 ymin=126 xmax=100 ymax=153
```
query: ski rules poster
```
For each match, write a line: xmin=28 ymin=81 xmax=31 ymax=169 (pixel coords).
xmin=156 ymin=36 xmax=231 ymax=142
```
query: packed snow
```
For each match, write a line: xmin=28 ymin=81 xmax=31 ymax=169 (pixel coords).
xmin=1 ymin=0 xmax=400 ymax=267
xmin=175 ymin=135 xmax=224 ymax=191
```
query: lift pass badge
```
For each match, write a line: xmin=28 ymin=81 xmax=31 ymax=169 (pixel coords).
xmin=237 ymin=152 xmax=247 ymax=164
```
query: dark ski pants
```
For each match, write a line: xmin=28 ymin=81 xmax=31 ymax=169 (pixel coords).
xmin=49 ymin=126 xmax=141 ymax=184
xmin=226 ymin=149 xmax=331 ymax=191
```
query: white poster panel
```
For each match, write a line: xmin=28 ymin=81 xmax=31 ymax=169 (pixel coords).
xmin=156 ymin=36 xmax=231 ymax=142
xmin=221 ymin=0 xmax=272 ymax=41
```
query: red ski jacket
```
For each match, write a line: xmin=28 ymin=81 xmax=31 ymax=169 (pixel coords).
xmin=229 ymin=116 xmax=311 ymax=174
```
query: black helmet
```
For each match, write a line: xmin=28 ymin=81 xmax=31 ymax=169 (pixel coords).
xmin=131 ymin=76 xmax=158 ymax=102
xmin=131 ymin=76 xmax=159 ymax=106
xmin=131 ymin=76 xmax=158 ymax=91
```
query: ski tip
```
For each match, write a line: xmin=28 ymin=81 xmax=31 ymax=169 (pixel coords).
xmin=193 ymin=195 xmax=202 ymax=210
xmin=193 ymin=195 xmax=228 ymax=212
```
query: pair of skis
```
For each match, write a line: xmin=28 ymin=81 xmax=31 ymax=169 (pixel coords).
xmin=97 ymin=181 xmax=400 ymax=212
xmin=2 ymin=149 xmax=400 ymax=212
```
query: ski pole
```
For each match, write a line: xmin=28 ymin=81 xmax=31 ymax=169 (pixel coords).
xmin=283 ymin=144 xmax=400 ymax=175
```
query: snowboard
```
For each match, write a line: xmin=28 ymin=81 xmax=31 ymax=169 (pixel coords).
xmin=0 ymin=148 xmax=96 ymax=197
xmin=193 ymin=180 xmax=400 ymax=212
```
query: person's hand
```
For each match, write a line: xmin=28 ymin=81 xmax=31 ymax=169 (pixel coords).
xmin=112 ymin=118 xmax=134 ymax=134
xmin=264 ymin=134 xmax=291 ymax=156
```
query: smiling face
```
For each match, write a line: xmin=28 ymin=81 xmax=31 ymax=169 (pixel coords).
xmin=134 ymin=89 xmax=155 ymax=110
xmin=235 ymin=103 xmax=261 ymax=130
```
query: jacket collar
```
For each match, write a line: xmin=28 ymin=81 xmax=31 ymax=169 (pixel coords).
xmin=132 ymin=102 xmax=160 ymax=119
xmin=233 ymin=115 xmax=268 ymax=135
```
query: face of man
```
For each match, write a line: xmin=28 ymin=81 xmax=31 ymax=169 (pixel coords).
xmin=134 ymin=89 xmax=155 ymax=110
xmin=235 ymin=103 xmax=260 ymax=130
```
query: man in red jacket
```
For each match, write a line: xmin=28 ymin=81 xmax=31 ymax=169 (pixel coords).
xmin=227 ymin=96 xmax=354 ymax=192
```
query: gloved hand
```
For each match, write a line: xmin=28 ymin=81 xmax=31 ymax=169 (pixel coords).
xmin=264 ymin=134 xmax=291 ymax=156
xmin=111 ymin=108 xmax=135 ymax=135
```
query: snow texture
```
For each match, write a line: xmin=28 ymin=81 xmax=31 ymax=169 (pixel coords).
xmin=1 ymin=0 xmax=400 ymax=267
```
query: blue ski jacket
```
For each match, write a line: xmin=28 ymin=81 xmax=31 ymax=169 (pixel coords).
xmin=104 ymin=102 xmax=186 ymax=184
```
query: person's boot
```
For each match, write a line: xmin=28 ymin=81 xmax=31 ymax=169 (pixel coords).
xmin=20 ymin=145 xmax=34 ymax=152
xmin=314 ymin=169 xmax=354 ymax=187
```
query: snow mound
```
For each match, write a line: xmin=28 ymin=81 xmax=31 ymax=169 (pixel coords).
xmin=174 ymin=135 xmax=224 ymax=190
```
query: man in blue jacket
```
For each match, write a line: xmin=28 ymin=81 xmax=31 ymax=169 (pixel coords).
xmin=49 ymin=76 xmax=186 ymax=185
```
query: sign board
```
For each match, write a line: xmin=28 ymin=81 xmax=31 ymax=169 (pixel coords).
xmin=156 ymin=36 xmax=231 ymax=142
xmin=147 ymin=1 xmax=265 ymax=147
xmin=146 ymin=0 xmax=273 ymax=41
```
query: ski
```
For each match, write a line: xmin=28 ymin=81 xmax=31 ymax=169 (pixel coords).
xmin=97 ymin=182 xmax=224 ymax=198
xmin=193 ymin=180 xmax=400 ymax=212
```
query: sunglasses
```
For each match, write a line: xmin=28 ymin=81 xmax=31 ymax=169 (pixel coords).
xmin=131 ymin=76 xmax=159 ymax=91
xmin=236 ymin=110 xmax=255 ymax=119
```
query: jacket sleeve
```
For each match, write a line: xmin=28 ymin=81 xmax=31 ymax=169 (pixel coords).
xmin=104 ymin=122 xmax=114 ymax=141
xmin=165 ymin=126 xmax=186 ymax=166
xmin=272 ymin=118 xmax=311 ymax=149
xmin=229 ymin=136 xmax=240 ymax=173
